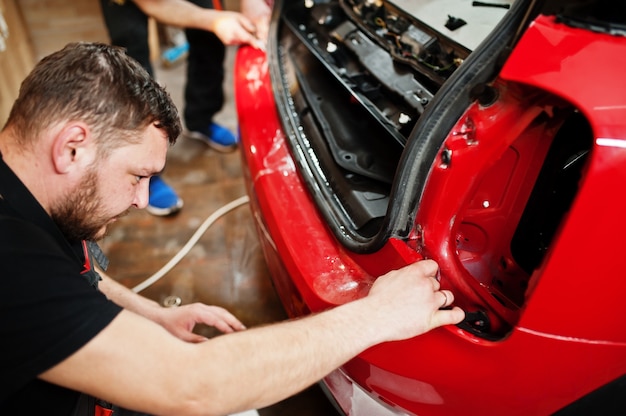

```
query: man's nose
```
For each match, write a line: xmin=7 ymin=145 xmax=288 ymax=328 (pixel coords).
xmin=133 ymin=178 xmax=150 ymax=209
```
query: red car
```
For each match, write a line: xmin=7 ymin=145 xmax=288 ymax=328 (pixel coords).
xmin=235 ymin=0 xmax=626 ymax=414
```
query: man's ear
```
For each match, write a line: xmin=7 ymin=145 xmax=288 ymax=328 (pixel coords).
xmin=51 ymin=123 xmax=91 ymax=174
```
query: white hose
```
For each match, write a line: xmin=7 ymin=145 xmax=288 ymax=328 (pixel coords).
xmin=132 ymin=195 xmax=250 ymax=293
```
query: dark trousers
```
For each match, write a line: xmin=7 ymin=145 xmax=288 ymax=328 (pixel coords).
xmin=99 ymin=0 xmax=226 ymax=131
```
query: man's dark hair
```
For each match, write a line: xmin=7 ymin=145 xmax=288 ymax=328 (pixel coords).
xmin=3 ymin=42 xmax=181 ymax=151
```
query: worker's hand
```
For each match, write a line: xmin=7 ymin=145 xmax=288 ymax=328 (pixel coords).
xmin=241 ymin=0 xmax=271 ymax=43
xmin=155 ymin=302 xmax=246 ymax=343
xmin=364 ymin=260 xmax=465 ymax=343
xmin=211 ymin=11 xmax=264 ymax=49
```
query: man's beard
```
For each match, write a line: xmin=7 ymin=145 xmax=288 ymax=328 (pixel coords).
xmin=50 ymin=169 xmax=112 ymax=242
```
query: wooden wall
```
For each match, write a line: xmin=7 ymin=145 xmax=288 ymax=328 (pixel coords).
xmin=0 ymin=0 xmax=35 ymax=125
xmin=18 ymin=0 xmax=109 ymax=60
xmin=0 ymin=0 xmax=108 ymax=125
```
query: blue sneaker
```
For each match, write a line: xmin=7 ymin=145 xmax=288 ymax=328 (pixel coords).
xmin=147 ymin=175 xmax=183 ymax=216
xmin=186 ymin=122 xmax=238 ymax=153
xmin=161 ymin=42 xmax=189 ymax=67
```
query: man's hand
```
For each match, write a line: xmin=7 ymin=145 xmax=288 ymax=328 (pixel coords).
xmin=241 ymin=0 xmax=272 ymax=44
xmin=154 ymin=302 xmax=247 ymax=342
xmin=364 ymin=260 xmax=465 ymax=343
xmin=96 ymin=270 xmax=246 ymax=343
xmin=211 ymin=11 xmax=263 ymax=48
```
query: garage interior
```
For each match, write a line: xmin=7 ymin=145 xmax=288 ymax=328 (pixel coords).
xmin=1 ymin=0 xmax=516 ymax=414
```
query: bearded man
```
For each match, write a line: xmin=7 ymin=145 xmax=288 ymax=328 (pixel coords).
xmin=0 ymin=42 xmax=463 ymax=416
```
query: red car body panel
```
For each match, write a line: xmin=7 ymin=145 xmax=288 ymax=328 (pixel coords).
xmin=235 ymin=14 xmax=626 ymax=416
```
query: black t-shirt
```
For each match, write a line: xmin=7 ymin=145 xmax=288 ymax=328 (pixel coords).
xmin=0 ymin=156 xmax=122 ymax=415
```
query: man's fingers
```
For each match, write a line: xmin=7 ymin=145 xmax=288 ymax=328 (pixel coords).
xmin=187 ymin=333 xmax=210 ymax=343
xmin=432 ymin=306 xmax=465 ymax=328
xmin=438 ymin=289 xmax=454 ymax=309
xmin=209 ymin=307 xmax=247 ymax=331
xmin=240 ymin=15 xmax=257 ymax=34
xmin=412 ymin=258 xmax=439 ymax=277
xmin=223 ymin=315 xmax=247 ymax=331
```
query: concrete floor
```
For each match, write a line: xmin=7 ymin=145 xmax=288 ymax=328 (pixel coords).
xmin=98 ymin=47 xmax=339 ymax=416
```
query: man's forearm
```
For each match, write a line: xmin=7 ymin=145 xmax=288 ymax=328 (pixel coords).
xmin=193 ymin=299 xmax=382 ymax=412
xmin=132 ymin=0 xmax=221 ymax=32
xmin=97 ymin=270 xmax=163 ymax=321
xmin=42 ymin=261 xmax=463 ymax=415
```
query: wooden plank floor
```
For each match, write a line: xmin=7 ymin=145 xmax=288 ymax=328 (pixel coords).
xmin=98 ymin=47 xmax=339 ymax=416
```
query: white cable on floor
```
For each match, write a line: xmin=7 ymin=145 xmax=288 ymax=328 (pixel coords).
xmin=132 ymin=195 xmax=250 ymax=293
